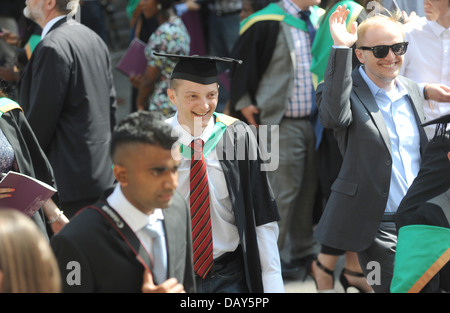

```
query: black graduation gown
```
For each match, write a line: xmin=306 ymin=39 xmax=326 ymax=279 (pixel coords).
xmin=215 ymin=117 xmax=280 ymax=293
xmin=395 ymin=135 xmax=450 ymax=292
xmin=229 ymin=19 xmax=280 ymax=122
xmin=0 ymin=107 xmax=57 ymax=239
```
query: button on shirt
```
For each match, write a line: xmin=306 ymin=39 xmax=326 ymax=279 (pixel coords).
xmin=359 ymin=66 xmax=421 ymax=213
xmin=167 ymin=113 xmax=284 ymax=292
xmin=107 ymin=185 xmax=167 ymax=281
xmin=400 ymin=17 xmax=450 ymax=138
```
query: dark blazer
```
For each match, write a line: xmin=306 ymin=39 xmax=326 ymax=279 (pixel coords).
xmin=314 ymin=47 xmax=429 ymax=252
xmin=0 ymin=106 xmax=56 ymax=239
xmin=19 ymin=18 xmax=116 ymax=204
xmin=50 ymin=190 xmax=195 ymax=293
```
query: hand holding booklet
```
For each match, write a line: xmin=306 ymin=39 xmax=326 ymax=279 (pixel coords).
xmin=0 ymin=171 xmax=56 ymax=217
xmin=116 ymin=38 xmax=148 ymax=77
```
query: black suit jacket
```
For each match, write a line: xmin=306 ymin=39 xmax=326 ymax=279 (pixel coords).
xmin=19 ymin=18 xmax=116 ymax=203
xmin=50 ymin=190 xmax=195 ymax=293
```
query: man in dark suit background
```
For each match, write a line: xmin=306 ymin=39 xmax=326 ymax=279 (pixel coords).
xmin=51 ymin=111 xmax=195 ymax=293
xmin=313 ymin=5 xmax=432 ymax=292
xmin=19 ymin=0 xmax=116 ymax=218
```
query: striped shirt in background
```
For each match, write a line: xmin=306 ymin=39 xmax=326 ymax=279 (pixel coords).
xmin=283 ymin=0 xmax=315 ymax=119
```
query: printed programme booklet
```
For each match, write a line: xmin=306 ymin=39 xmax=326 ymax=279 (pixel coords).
xmin=116 ymin=38 xmax=148 ymax=77
xmin=0 ymin=171 xmax=56 ymax=217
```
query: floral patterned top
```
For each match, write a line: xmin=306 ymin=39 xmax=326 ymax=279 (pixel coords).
xmin=0 ymin=128 xmax=15 ymax=174
xmin=144 ymin=16 xmax=190 ymax=118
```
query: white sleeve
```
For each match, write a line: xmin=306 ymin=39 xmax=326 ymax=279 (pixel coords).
xmin=256 ymin=221 xmax=285 ymax=293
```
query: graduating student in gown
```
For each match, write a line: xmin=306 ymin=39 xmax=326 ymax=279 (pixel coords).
xmin=391 ymin=113 xmax=450 ymax=293
xmin=161 ymin=52 xmax=284 ymax=293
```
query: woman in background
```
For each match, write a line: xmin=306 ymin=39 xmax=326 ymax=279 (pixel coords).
xmin=133 ymin=0 xmax=190 ymax=117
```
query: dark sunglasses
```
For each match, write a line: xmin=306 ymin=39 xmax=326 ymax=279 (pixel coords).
xmin=358 ymin=42 xmax=409 ymax=58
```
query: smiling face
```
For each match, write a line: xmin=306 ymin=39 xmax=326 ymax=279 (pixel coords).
xmin=168 ymin=79 xmax=219 ymax=136
xmin=355 ymin=18 xmax=405 ymax=91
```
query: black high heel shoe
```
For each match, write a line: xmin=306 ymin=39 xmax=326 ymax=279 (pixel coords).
xmin=304 ymin=257 xmax=336 ymax=293
xmin=339 ymin=268 xmax=373 ymax=293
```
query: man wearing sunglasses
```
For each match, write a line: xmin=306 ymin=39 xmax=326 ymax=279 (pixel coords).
xmin=314 ymin=5 xmax=432 ymax=292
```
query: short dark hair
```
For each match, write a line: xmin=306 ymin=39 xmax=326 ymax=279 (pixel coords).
xmin=158 ymin=0 xmax=174 ymax=11
xmin=110 ymin=111 xmax=178 ymax=159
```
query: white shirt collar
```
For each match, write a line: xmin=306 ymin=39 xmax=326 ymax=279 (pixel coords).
xmin=358 ymin=65 xmax=407 ymax=99
xmin=41 ymin=15 xmax=66 ymax=39
xmin=429 ymin=20 xmax=449 ymax=38
xmin=167 ymin=112 xmax=215 ymax=147
xmin=106 ymin=185 xmax=164 ymax=233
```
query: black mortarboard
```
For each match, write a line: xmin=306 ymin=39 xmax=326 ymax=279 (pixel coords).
xmin=152 ymin=52 xmax=243 ymax=85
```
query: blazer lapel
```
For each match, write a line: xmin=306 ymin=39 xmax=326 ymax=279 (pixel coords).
xmin=162 ymin=206 xmax=178 ymax=279
xmin=397 ymin=76 xmax=429 ymax=154
xmin=352 ymin=69 xmax=392 ymax=154
xmin=280 ymin=22 xmax=296 ymax=69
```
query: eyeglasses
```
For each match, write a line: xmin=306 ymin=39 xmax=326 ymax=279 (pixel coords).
xmin=357 ymin=42 xmax=409 ymax=58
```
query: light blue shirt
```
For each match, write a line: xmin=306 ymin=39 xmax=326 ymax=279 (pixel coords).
xmin=359 ymin=66 xmax=421 ymax=213
xmin=107 ymin=185 xmax=167 ymax=281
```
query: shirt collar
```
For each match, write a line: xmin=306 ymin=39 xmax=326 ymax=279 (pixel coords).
xmin=358 ymin=65 xmax=407 ymax=100
xmin=167 ymin=112 xmax=215 ymax=147
xmin=41 ymin=15 xmax=66 ymax=39
xmin=107 ymin=185 xmax=164 ymax=233
xmin=429 ymin=20 xmax=449 ymax=38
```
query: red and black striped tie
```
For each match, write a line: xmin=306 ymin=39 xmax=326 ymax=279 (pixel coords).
xmin=190 ymin=139 xmax=213 ymax=278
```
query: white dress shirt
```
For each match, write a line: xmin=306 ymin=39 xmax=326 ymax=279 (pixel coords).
xmin=167 ymin=114 xmax=284 ymax=292
xmin=107 ymin=185 xmax=167 ymax=281
xmin=400 ymin=17 xmax=450 ymax=138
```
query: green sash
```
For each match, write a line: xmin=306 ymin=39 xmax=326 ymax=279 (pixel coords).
xmin=179 ymin=112 xmax=238 ymax=159
xmin=0 ymin=97 xmax=23 ymax=118
xmin=25 ymin=34 xmax=41 ymax=59
xmin=239 ymin=3 xmax=325 ymax=35
xmin=391 ymin=224 xmax=450 ymax=293
xmin=310 ymin=0 xmax=363 ymax=89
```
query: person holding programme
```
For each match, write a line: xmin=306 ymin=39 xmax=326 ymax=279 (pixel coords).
xmin=0 ymin=91 xmax=68 ymax=237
